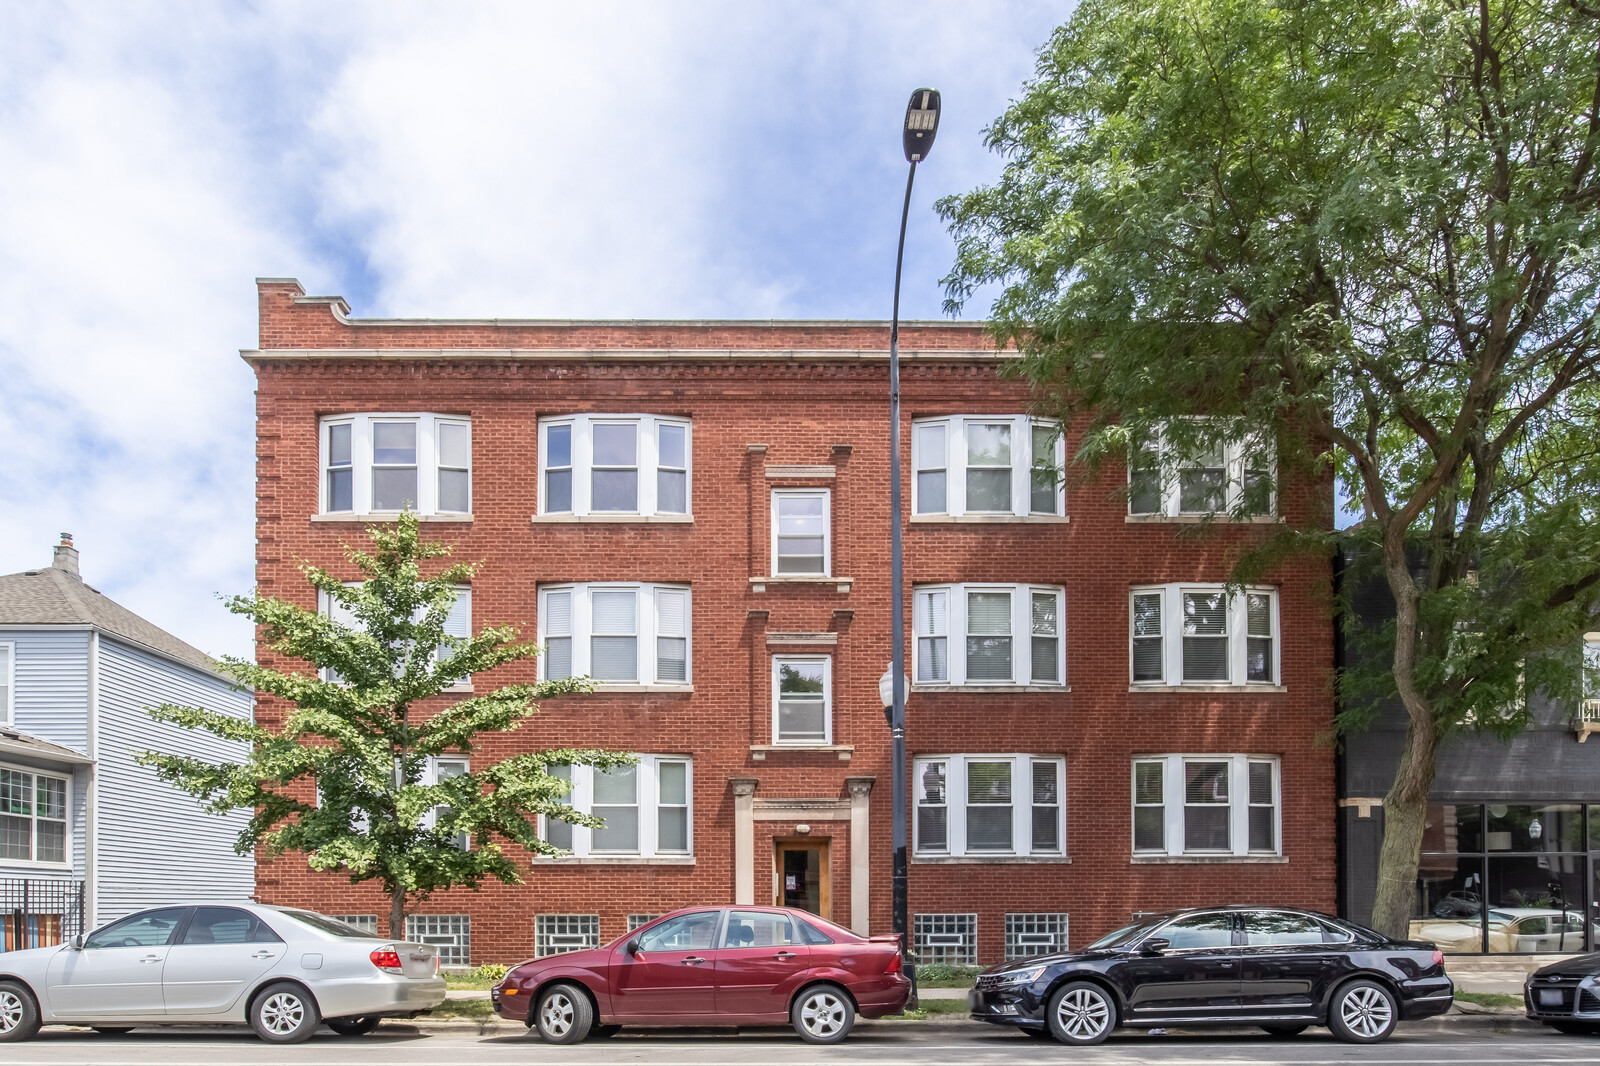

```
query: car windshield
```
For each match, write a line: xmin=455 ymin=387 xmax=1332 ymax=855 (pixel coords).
xmin=1085 ymin=917 xmax=1167 ymax=950
xmin=277 ymin=910 xmax=381 ymax=939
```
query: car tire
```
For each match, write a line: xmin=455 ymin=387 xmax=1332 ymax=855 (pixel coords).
xmin=1548 ymin=1021 xmax=1600 ymax=1036
xmin=791 ymin=984 xmax=855 ymax=1044
xmin=1261 ymin=1024 xmax=1309 ymax=1038
xmin=249 ymin=982 xmax=320 ymax=1044
xmin=91 ymin=1027 xmax=135 ymax=1036
xmin=326 ymin=1016 xmax=382 ymax=1036
xmin=0 ymin=982 xmax=40 ymax=1043
xmin=1047 ymin=981 xmax=1116 ymax=1045
xmin=533 ymin=983 xmax=593 ymax=1044
xmin=1327 ymin=979 xmax=1398 ymax=1044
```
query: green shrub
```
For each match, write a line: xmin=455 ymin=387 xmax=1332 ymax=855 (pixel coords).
xmin=473 ymin=963 xmax=510 ymax=982
xmin=914 ymin=963 xmax=982 ymax=986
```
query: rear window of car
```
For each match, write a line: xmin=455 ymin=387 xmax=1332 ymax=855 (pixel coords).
xmin=277 ymin=910 xmax=382 ymax=939
xmin=796 ymin=915 xmax=848 ymax=944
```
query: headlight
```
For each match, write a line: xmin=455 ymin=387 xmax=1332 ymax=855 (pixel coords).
xmin=997 ymin=965 xmax=1048 ymax=985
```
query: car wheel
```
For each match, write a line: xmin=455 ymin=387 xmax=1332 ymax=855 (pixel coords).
xmin=534 ymin=983 xmax=593 ymax=1044
xmin=91 ymin=1027 xmax=135 ymax=1036
xmin=250 ymin=982 xmax=320 ymax=1044
xmin=326 ymin=1016 xmax=382 ymax=1036
xmin=1261 ymin=1024 xmax=1309 ymax=1038
xmin=1047 ymin=981 xmax=1116 ymax=1045
xmin=1328 ymin=980 xmax=1398 ymax=1044
xmin=0 ymin=982 xmax=40 ymax=1043
xmin=1548 ymin=1021 xmax=1600 ymax=1036
xmin=791 ymin=984 xmax=855 ymax=1044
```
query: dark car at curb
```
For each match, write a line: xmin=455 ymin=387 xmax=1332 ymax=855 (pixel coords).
xmin=969 ymin=905 xmax=1453 ymax=1045
xmin=1525 ymin=953 xmax=1600 ymax=1034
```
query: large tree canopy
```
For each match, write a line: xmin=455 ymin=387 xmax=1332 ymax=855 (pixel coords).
xmin=940 ymin=0 xmax=1600 ymax=936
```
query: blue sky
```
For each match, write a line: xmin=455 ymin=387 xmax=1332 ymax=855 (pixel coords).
xmin=0 ymin=2 xmax=1070 ymax=660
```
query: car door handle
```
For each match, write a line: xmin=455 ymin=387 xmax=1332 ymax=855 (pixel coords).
xmin=774 ymin=952 xmax=797 ymax=960
xmin=681 ymin=956 xmax=707 ymax=965
xmin=251 ymin=951 xmax=278 ymax=959
xmin=139 ymin=955 xmax=162 ymax=964
xmin=1218 ymin=961 xmax=1235 ymax=968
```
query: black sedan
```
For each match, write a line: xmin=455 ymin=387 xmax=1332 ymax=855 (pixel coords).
xmin=969 ymin=906 xmax=1452 ymax=1045
xmin=1525 ymin=953 xmax=1600 ymax=1034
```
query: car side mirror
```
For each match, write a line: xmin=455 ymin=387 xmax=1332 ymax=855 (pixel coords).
xmin=625 ymin=940 xmax=640 ymax=957
xmin=1140 ymin=937 xmax=1169 ymax=956
xmin=71 ymin=934 xmax=85 ymax=951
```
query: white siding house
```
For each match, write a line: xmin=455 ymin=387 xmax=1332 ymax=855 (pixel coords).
xmin=0 ymin=537 xmax=253 ymax=948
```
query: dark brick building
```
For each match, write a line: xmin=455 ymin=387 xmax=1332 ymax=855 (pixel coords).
xmin=245 ymin=277 xmax=1336 ymax=966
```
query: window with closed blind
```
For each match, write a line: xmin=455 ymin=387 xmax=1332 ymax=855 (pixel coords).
xmin=1127 ymin=420 xmax=1275 ymax=518
xmin=913 ymin=584 xmax=1064 ymax=687
xmin=913 ymin=755 xmax=1065 ymax=858
xmin=1132 ymin=754 xmax=1280 ymax=857
xmin=537 ymin=415 xmax=692 ymax=518
xmin=538 ymin=584 xmax=691 ymax=688
xmin=911 ymin=416 xmax=1065 ymax=517
xmin=1129 ymin=585 xmax=1279 ymax=688
xmin=537 ymin=755 xmax=692 ymax=859
xmin=319 ymin=414 xmax=471 ymax=516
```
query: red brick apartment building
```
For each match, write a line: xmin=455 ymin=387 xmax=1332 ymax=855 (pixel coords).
xmin=245 ymin=277 xmax=1336 ymax=967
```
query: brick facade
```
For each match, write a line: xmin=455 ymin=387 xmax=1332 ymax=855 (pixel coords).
xmin=246 ymin=278 xmax=1336 ymax=966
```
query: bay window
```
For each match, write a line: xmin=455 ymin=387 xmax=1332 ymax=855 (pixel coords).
xmin=318 ymin=584 xmax=472 ymax=690
xmin=1131 ymin=754 xmax=1280 ymax=857
xmin=913 ymin=584 xmax=1065 ymax=687
xmin=537 ymin=415 xmax=691 ymax=517
xmin=1128 ymin=584 xmax=1279 ymax=687
xmin=1128 ymin=420 xmax=1275 ymax=518
xmin=911 ymin=415 xmax=1064 ymax=517
xmin=538 ymin=755 xmax=693 ymax=859
xmin=913 ymin=754 xmax=1066 ymax=858
xmin=538 ymin=584 xmax=691 ymax=687
xmin=319 ymin=414 xmax=471 ymax=516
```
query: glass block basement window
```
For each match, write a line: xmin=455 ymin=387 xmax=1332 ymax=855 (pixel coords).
xmin=406 ymin=914 xmax=470 ymax=967
xmin=1005 ymin=913 xmax=1069 ymax=958
xmin=537 ymin=914 xmax=600 ymax=956
xmin=913 ymin=913 xmax=977 ymax=965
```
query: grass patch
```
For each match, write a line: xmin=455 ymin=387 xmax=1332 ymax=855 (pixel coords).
xmin=428 ymin=998 xmax=496 ymax=1020
xmin=884 ymin=999 xmax=970 ymax=1020
xmin=914 ymin=964 xmax=981 ymax=989
xmin=1455 ymin=991 xmax=1523 ymax=1009
xmin=444 ymin=975 xmax=496 ymax=991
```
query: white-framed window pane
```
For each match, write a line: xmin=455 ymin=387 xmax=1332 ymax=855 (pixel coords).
xmin=1129 ymin=441 xmax=1161 ymax=514
xmin=543 ymin=590 xmax=573 ymax=679
xmin=1133 ymin=761 xmax=1165 ymax=851
xmin=1132 ymin=592 xmax=1164 ymax=681
xmin=437 ymin=422 xmax=471 ymax=513
xmin=592 ymin=765 xmax=639 ymax=851
xmin=655 ymin=589 xmax=688 ymax=683
xmin=326 ymin=422 xmax=353 ymax=512
xmin=1030 ymin=424 xmax=1059 ymax=514
xmin=966 ymin=591 xmax=1012 ymax=681
xmin=545 ymin=424 xmax=573 ymax=512
xmin=777 ymin=660 xmax=827 ymax=741
xmin=775 ymin=494 xmax=827 ymax=574
xmin=1247 ymin=593 xmax=1273 ymax=683
xmin=657 ymin=423 xmax=687 ymax=513
xmin=1182 ymin=591 xmax=1229 ymax=682
xmin=1242 ymin=443 xmax=1274 ymax=515
xmin=1249 ymin=761 xmax=1276 ymax=851
xmin=1031 ymin=760 xmax=1060 ymax=851
xmin=657 ymin=761 xmax=689 ymax=852
xmin=591 ymin=423 xmax=639 ymax=512
xmin=915 ymin=590 xmax=948 ymax=682
xmin=1030 ymin=592 xmax=1059 ymax=683
xmin=590 ymin=590 xmax=638 ymax=681
xmin=372 ymin=422 xmax=419 ymax=510
xmin=544 ymin=764 xmax=573 ymax=850
xmin=965 ymin=760 xmax=1013 ymax=851
xmin=915 ymin=760 xmax=948 ymax=851
xmin=915 ymin=423 xmax=947 ymax=514
xmin=1184 ymin=760 xmax=1231 ymax=851
xmin=0 ymin=644 xmax=11 ymax=723
xmin=1178 ymin=442 xmax=1226 ymax=513
xmin=965 ymin=423 xmax=1012 ymax=512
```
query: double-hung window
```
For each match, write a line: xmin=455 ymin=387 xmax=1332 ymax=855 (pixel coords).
xmin=538 ymin=415 xmax=692 ymax=517
xmin=772 ymin=490 xmax=830 ymax=575
xmin=0 ymin=764 xmax=68 ymax=865
xmin=538 ymin=755 xmax=693 ymax=858
xmin=0 ymin=642 xmax=11 ymax=724
xmin=913 ymin=754 xmax=1066 ymax=858
xmin=1128 ymin=584 xmax=1279 ymax=687
xmin=913 ymin=584 xmax=1065 ymax=687
xmin=538 ymin=584 xmax=692 ymax=687
xmin=1128 ymin=420 xmax=1276 ymax=518
xmin=319 ymin=584 xmax=473 ymax=690
xmin=319 ymin=414 xmax=471 ymax=516
xmin=1131 ymin=754 xmax=1280 ymax=857
xmin=426 ymin=757 xmax=471 ymax=850
xmin=773 ymin=656 xmax=831 ymax=744
xmin=911 ymin=416 xmax=1064 ymax=517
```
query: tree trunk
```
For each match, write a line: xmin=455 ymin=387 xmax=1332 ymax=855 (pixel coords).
xmin=1369 ymin=718 xmax=1441 ymax=939
xmin=389 ymin=887 xmax=406 ymax=941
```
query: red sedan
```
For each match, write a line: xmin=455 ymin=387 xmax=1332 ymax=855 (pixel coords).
xmin=491 ymin=906 xmax=910 ymax=1044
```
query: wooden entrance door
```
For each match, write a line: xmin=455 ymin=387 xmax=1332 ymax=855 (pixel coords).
xmin=773 ymin=839 xmax=830 ymax=919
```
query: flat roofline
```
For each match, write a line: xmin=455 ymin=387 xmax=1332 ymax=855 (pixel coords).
xmin=337 ymin=316 xmax=976 ymax=328
xmin=242 ymin=347 xmax=1011 ymax=363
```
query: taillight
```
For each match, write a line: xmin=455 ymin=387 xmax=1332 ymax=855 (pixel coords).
xmin=1432 ymin=950 xmax=1444 ymax=967
xmin=887 ymin=952 xmax=903 ymax=974
xmin=370 ymin=949 xmax=403 ymax=973
xmin=433 ymin=954 xmax=440 ymax=974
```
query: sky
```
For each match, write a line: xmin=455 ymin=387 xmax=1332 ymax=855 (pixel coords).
xmin=0 ymin=1 xmax=1070 ymax=662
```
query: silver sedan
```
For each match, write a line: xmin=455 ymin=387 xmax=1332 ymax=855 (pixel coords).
xmin=0 ymin=902 xmax=446 ymax=1043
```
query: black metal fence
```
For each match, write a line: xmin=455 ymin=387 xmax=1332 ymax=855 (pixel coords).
xmin=0 ymin=878 xmax=85 ymax=952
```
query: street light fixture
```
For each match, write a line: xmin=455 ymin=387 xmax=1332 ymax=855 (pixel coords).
xmin=888 ymin=86 xmax=940 ymax=1008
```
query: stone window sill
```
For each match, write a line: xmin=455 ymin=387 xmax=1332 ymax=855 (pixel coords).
xmin=910 ymin=514 xmax=1070 ymax=524
xmin=1131 ymin=854 xmax=1287 ymax=864
xmin=913 ymin=855 xmax=1072 ymax=865
xmin=313 ymin=513 xmax=472 ymax=524
xmin=532 ymin=856 xmax=696 ymax=866
xmin=1128 ymin=684 xmax=1287 ymax=694
xmin=750 ymin=744 xmax=854 ymax=761
xmin=531 ymin=514 xmax=694 ymax=524
xmin=750 ymin=576 xmax=853 ymax=593
xmin=1124 ymin=514 xmax=1282 ymax=525
xmin=565 ymin=684 xmax=694 ymax=694
xmin=913 ymin=685 xmax=1070 ymax=694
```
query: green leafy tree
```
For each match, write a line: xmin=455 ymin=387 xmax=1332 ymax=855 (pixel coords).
xmin=138 ymin=512 xmax=629 ymax=938
xmin=940 ymin=0 xmax=1600 ymax=936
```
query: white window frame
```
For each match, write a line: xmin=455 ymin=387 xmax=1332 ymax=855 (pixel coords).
xmin=318 ymin=413 xmax=471 ymax=516
xmin=537 ymin=755 xmax=693 ymax=859
xmin=1128 ymin=420 xmax=1276 ymax=518
xmin=771 ymin=655 xmax=832 ymax=746
xmin=1128 ymin=584 xmax=1280 ymax=688
xmin=0 ymin=760 xmax=71 ymax=868
xmin=537 ymin=415 xmax=692 ymax=517
xmin=537 ymin=584 xmax=692 ymax=688
xmin=912 ymin=754 xmax=1067 ymax=858
xmin=771 ymin=489 xmax=831 ymax=577
xmin=0 ymin=642 xmax=12 ymax=725
xmin=912 ymin=584 xmax=1066 ymax=687
xmin=1130 ymin=754 xmax=1281 ymax=857
xmin=319 ymin=584 xmax=473 ymax=692
xmin=425 ymin=756 xmax=471 ymax=850
xmin=910 ymin=415 xmax=1065 ymax=517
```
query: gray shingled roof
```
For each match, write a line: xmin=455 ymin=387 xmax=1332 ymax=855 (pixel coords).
xmin=0 ymin=564 xmax=221 ymax=676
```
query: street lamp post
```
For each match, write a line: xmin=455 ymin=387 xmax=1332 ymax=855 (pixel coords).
xmin=889 ymin=87 xmax=940 ymax=1008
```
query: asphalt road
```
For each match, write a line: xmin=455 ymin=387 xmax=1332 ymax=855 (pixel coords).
xmin=7 ymin=1022 xmax=1600 ymax=1066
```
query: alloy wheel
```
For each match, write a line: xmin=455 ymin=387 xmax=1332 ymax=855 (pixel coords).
xmin=1338 ymin=985 xmax=1393 ymax=1039
xmin=260 ymin=992 xmax=306 ymax=1036
xmin=1054 ymin=986 xmax=1112 ymax=1041
xmin=541 ymin=992 xmax=575 ymax=1037
xmin=800 ymin=991 xmax=847 ymax=1039
xmin=0 ymin=991 xmax=22 ymax=1034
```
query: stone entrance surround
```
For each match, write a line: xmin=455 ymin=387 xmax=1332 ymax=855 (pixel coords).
xmin=730 ymin=777 xmax=874 ymax=933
